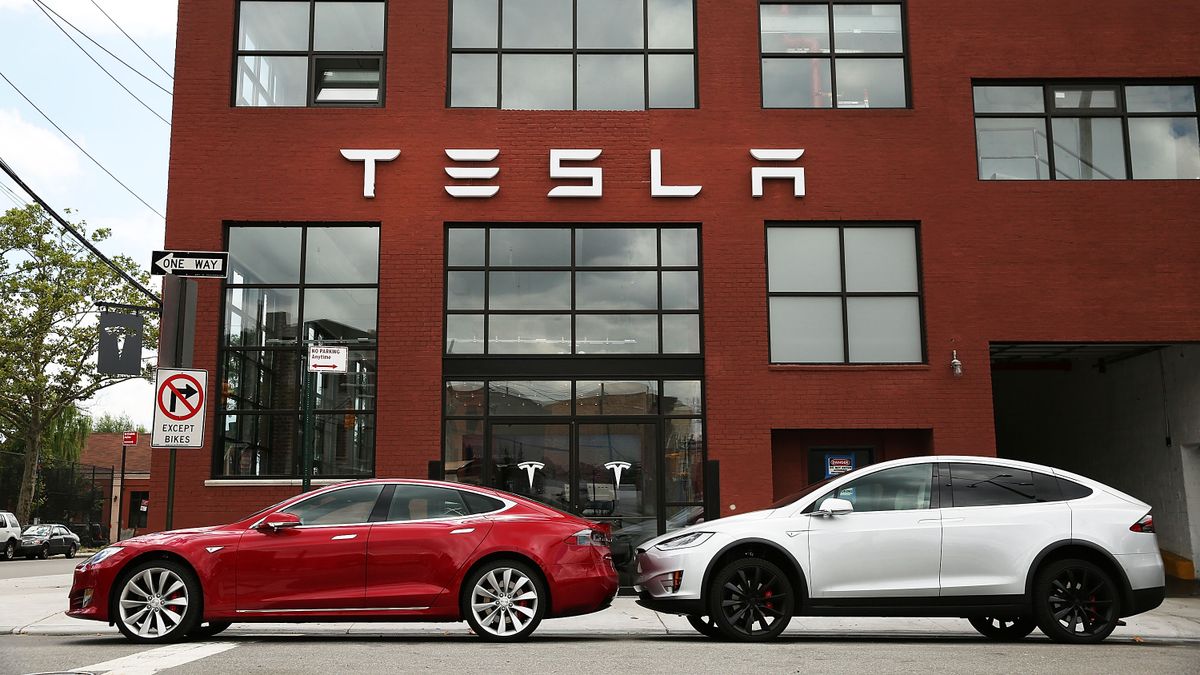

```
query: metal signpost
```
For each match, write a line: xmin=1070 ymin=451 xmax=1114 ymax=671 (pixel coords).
xmin=116 ymin=432 xmax=138 ymax=542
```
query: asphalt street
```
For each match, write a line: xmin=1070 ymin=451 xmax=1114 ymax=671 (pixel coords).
xmin=0 ymin=557 xmax=80 ymax=581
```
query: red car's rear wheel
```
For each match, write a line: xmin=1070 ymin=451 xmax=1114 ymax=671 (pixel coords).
xmin=462 ymin=560 xmax=546 ymax=641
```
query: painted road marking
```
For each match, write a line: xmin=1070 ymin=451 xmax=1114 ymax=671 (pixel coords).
xmin=69 ymin=641 xmax=238 ymax=674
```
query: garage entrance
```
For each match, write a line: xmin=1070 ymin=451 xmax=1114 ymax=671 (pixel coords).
xmin=991 ymin=343 xmax=1200 ymax=584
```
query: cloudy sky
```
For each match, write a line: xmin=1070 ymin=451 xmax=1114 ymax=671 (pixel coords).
xmin=1 ymin=0 xmax=178 ymax=429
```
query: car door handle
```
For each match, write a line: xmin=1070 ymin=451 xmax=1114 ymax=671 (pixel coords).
xmin=917 ymin=519 xmax=941 ymax=525
xmin=331 ymin=534 xmax=358 ymax=540
xmin=940 ymin=517 xmax=965 ymax=523
xmin=450 ymin=528 xmax=475 ymax=535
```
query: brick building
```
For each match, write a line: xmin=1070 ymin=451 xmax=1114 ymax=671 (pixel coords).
xmin=151 ymin=0 xmax=1200 ymax=582
xmin=81 ymin=433 xmax=152 ymax=541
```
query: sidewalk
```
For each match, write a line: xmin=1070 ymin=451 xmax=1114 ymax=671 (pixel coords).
xmin=6 ymin=572 xmax=1200 ymax=642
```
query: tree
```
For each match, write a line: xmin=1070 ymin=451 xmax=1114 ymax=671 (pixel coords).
xmin=0 ymin=204 xmax=157 ymax=524
xmin=91 ymin=412 xmax=147 ymax=434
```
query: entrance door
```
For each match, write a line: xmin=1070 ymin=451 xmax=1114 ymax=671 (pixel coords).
xmin=490 ymin=423 xmax=572 ymax=512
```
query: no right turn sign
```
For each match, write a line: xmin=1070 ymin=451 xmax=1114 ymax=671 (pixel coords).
xmin=152 ymin=368 xmax=208 ymax=448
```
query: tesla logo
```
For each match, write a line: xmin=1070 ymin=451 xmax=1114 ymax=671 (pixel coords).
xmin=605 ymin=461 xmax=632 ymax=487
xmin=205 ymin=546 xmax=224 ymax=553
xmin=516 ymin=461 xmax=545 ymax=489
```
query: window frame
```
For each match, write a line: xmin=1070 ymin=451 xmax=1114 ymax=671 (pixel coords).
xmin=758 ymin=0 xmax=911 ymax=110
xmin=445 ymin=0 xmax=701 ymax=110
xmin=765 ymin=221 xmax=926 ymax=365
xmin=232 ymin=0 xmax=389 ymax=108
xmin=972 ymin=79 xmax=1200 ymax=181
xmin=213 ymin=222 xmax=382 ymax=480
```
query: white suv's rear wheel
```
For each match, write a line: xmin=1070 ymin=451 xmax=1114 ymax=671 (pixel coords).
xmin=707 ymin=557 xmax=794 ymax=642
xmin=1033 ymin=559 xmax=1121 ymax=644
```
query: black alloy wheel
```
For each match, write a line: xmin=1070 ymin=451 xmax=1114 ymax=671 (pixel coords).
xmin=686 ymin=614 xmax=724 ymax=639
xmin=968 ymin=615 xmax=1037 ymax=641
xmin=2 ymin=540 xmax=14 ymax=561
xmin=1033 ymin=559 xmax=1121 ymax=644
xmin=707 ymin=557 xmax=794 ymax=642
xmin=188 ymin=621 xmax=232 ymax=639
xmin=38 ymin=544 xmax=49 ymax=560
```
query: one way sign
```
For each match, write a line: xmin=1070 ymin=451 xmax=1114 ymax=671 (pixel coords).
xmin=151 ymin=250 xmax=228 ymax=278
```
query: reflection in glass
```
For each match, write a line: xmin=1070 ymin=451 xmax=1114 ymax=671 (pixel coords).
xmin=225 ymin=288 xmax=299 ymax=346
xmin=576 ymin=228 xmax=657 ymax=266
xmin=305 ymin=227 xmax=379 ymax=283
xmin=578 ymin=424 xmax=657 ymax=520
xmin=312 ymin=350 xmax=376 ymax=410
xmin=503 ymin=54 xmax=572 ymax=109
xmin=762 ymin=58 xmax=831 ymax=108
xmin=489 ymin=381 xmax=572 ymax=415
xmin=578 ymin=54 xmax=645 ymax=111
xmin=450 ymin=54 xmax=498 ymax=107
xmin=489 ymin=271 xmax=571 ymax=310
xmin=767 ymin=228 xmax=840 ymax=292
xmin=661 ymin=271 xmax=699 ymax=310
xmin=303 ymin=289 xmax=378 ymax=341
xmin=444 ymin=419 xmax=485 ymax=484
xmin=229 ymin=227 xmax=301 ymax=284
xmin=975 ymin=118 xmax=1050 ymax=180
xmin=313 ymin=57 xmax=381 ymax=103
xmin=843 ymin=228 xmax=918 ymax=293
xmin=576 ymin=271 xmax=657 ymax=310
xmin=664 ymin=505 xmax=706 ymax=533
xmin=577 ymin=0 xmax=643 ymax=49
xmin=576 ymin=381 xmax=658 ymax=415
xmin=236 ymin=55 xmax=308 ymax=107
xmin=1125 ymin=85 xmax=1197 ymax=113
xmin=760 ymin=4 xmax=829 ymax=53
xmin=491 ymin=228 xmax=570 ymax=266
xmin=308 ymin=413 xmax=375 ymax=476
xmin=1051 ymin=87 xmax=1118 ymax=110
xmin=1051 ymin=118 xmax=1127 ymax=180
xmin=846 ymin=297 xmax=921 ymax=363
xmin=648 ymin=0 xmax=694 ymax=49
xmin=447 ymin=228 xmax=486 ymax=266
xmin=447 ymin=271 xmax=485 ymax=310
xmin=446 ymin=315 xmax=484 ymax=354
xmin=663 ymin=418 xmax=703 ymax=502
xmin=501 ymin=0 xmax=572 ymax=48
xmin=452 ymin=0 xmax=498 ymax=48
xmin=489 ymin=315 xmax=571 ymax=354
xmin=576 ymin=315 xmax=658 ymax=354
xmin=223 ymin=350 xmax=299 ymax=411
xmin=770 ymin=296 xmax=843 ymax=363
xmin=238 ymin=1 xmax=309 ymax=50
xmin=835 ymin=58 xmax=905 ymax=108
xmin=662 ymin=314 xmax=700 ymax=354
xmin=972 ymin=86 xmax=1045 ymax=113
xmin=660 ymin=228 xmax=698 ymax=266
xmin=833 ymin=4 xmax=903 ymax=53
xmin=662 ymin=380 xmax=702 ymax=415
xmin=220 ymin=414 xmax=300 ymax=476
xmin=491 ymin=423 xmax=571 ymax=511
xmin=445 ymin=381 xmax=486 ymax=416
xmin=313 ymin=2 xmax=385 ymax=51
xmin=648 ymin=55 xmax=696 ymax=108
xmin=1129 ymin=117 xmax=1200 ymax=179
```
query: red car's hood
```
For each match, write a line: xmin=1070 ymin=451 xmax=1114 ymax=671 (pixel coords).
xmin=121 ymin=526 xmax=224 ymax=546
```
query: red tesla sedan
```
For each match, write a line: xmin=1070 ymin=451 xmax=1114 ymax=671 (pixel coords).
xmin=68 ymin=480 xmax=618 ymax=643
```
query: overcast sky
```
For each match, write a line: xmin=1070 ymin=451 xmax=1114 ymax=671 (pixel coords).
xmin=1 ymin=0 xmax=178 ymax=429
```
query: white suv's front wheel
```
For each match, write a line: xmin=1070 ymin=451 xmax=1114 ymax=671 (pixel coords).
xmin=707 ymin=557 xmax=794 ymax=642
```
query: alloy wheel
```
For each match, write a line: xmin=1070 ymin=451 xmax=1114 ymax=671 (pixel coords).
xmin=470 ymin=567 xmax=539 ymax=638
xmin=1044 ymin=565 xmax=1117 ymax=639
xmin=711 ymin=558 xmax=793 ymax=641
xmin=118 ymin=568 xmax=191 ymax=639
xmin=968 ymin=615 xmax=1037 ymax=640
xmin=2 ymin=541 xmax=13 ymax=560
xmin=67 ymin=544 xmax=77 ymax=559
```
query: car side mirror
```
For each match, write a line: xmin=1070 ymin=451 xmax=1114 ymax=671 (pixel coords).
xmin=258 ymin=512 xmax=302 ymax=531
xmin=816 ymin=497 xmax=854 ymax=517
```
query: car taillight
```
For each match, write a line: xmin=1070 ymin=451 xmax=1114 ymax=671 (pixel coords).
xmin=1130 ymin=514 xmax=1154 ymax=533
xmin=566 ymin=528 xmax=610 ymax=547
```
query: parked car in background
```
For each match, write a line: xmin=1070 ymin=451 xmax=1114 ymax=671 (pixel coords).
xmin=20 ymin=524 xmax=81 ymax=559
xmin=69 ymin=479 xmax=619 ymax=643
xmin=635 ymin=456 xmax=1165 ymax=644
xmin=1 ymin=511 xmax=21 ymax=561
xmin=68 ymin=522 xmax=108 ymax=548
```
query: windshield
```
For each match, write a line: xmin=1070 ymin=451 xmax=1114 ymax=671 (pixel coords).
xmin=23 ymin=525 xmax=51 ymax=536
xmin=770 ymin=476 xmax=842 ymax=509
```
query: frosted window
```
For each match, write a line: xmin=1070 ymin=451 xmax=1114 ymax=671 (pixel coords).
xmin=843 ymin=228 xmax=918 ymax=292
xmin=770 ymin=297 xmax=844 ymax=363
xmin=767 ymin=228 xmax=841 ymax=292
xmin=847 ymin=297 xmax=921 ymax=363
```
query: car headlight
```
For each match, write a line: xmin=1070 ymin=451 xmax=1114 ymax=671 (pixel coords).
xmin=655 ymin=532 xmax=714 ymax=551
xmin=84 ymin=546 xmax=124 ymax=566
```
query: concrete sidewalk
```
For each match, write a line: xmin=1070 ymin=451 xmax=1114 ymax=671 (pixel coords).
xmin=5 ymin=572 xmax=1200 ymax=642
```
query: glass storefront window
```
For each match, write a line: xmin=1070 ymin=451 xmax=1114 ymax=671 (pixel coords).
xmin=576 ymin=381 xmax=658 ymax=415
xmin=488 ymin=381 xmax=573 ymax=416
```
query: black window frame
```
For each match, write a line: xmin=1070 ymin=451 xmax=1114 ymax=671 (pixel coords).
xmin=446 ymin=0 xmax=700 ymax=110
xmin=972 ymin=79 xmax=1200 ymax=181
xmin=765 ymin=221 xmax=926 ymax=365
xmin=232 ymin=0 xmax=389 ymax=108
xmin=758 ymin=0 xmax=911 ymax=110
xmin=214 ymin=222 xmax=381 ymax=480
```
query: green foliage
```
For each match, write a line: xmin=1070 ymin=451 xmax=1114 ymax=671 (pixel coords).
xmin=0 ymin=204 xmax=158 ymax=522
xmin=91 ymin=412 xmax=146 ymax=434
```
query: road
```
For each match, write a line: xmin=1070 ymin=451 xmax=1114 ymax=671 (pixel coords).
xmin=0 ymin=556 xmax=79 ymax=580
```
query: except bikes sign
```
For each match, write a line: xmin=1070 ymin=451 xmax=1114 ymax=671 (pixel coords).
xmin=151 ymin=368 xmax=208 ymax=448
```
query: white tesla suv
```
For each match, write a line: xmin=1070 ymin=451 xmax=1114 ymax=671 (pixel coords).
xmin=635 ymin=456 xmax=1164 ymax=643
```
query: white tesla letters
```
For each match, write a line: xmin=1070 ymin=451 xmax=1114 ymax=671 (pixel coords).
xmin=342 ymin=148 xmax=805 ymax=199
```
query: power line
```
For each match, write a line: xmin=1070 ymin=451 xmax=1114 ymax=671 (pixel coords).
xmin=88 ymin=0 xmax=174 ymax=82
xmin=0 ymin=181 xmax=28 ymax=209
xmin=0 ymin=69 xmax=166 ymax=220
xmin=37 ymin=0 xmax=173 ymax=96
xmin=31 ymin=0 xmax=170 ymax=126
xmin=0 ymin=154 xmax=161 ymax=306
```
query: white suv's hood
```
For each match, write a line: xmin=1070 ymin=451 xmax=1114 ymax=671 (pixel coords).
xmin=640 ymin=508 xmax=774 ymax=549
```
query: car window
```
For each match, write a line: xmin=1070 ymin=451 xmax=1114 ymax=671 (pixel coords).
xmin=386 ymin=485 xmax=469 ymax=521
xmin=819 ymin=463 xmax=933 ymax=513
xmin=949 ymin=463 xmax=1038 ymax=507
xmin=5 ymin=514 xmax=17 ymax=528
xmin=1058 ymin=477 xmax=1093 ymax=500
xmin=281 ymin=485 xmax=384 ymax=526
xmin=459 ymin=490 xmax=505 ymax=515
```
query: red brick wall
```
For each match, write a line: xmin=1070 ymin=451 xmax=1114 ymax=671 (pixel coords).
xmin=150 ymin=0 xmax=1200 ymax=530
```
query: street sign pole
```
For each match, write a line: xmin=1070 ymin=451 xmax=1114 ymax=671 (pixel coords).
xmin=302 ymin=368 xmax=316 ymax=493
xmin=116 ymin=441 xmax=127 ymax=541
xmin=163 ymin=278 xmax=196 ymax=530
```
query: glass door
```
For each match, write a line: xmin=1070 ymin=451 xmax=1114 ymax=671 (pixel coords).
xmin=489 ymin=423 xmax=572 ymax=514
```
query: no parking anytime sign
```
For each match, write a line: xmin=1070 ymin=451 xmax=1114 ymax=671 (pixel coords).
xmin=151 ymin=368 xmax=208 ymax=448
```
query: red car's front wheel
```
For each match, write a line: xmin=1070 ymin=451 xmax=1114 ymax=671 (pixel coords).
xmin=114 ymin=560 xmax=201 ymax=643
xmin=462 ymin=560 xmax=546 ymax=641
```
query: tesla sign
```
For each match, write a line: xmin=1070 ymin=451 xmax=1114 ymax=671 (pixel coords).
xmin=341 ymin=148 xmax=805 ymax=200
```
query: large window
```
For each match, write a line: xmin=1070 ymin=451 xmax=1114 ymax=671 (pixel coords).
xmin=235 ymin=0 xmax=386 ymax=107
xmin=448 ymin=0 xmax=697 ymax=109
xmin=974 ymin=82 xmax=1200 ymax=180
xmin=218 ymin=224 xmax=379 ymax=478
xmin=759 ymin=1 xmax=907 ymax=108
xmin=767 ymin=224 xmax=923 ymax=364
xmin=445 ymin=226 xmax=700 ymax=355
